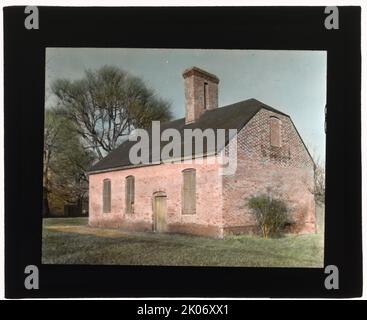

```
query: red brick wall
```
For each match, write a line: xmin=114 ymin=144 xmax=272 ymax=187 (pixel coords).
xmin=222 ymin=108 xmax=316 ymax=235
xmin=89 ymin=158 xmax=224 ymax=237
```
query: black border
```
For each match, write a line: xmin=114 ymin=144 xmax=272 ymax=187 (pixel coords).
xmin=4 ymin=6 xmax=362 ymax=298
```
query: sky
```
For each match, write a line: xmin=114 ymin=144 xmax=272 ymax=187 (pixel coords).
xmin=45 ymin=48 xmax=326 ymax=160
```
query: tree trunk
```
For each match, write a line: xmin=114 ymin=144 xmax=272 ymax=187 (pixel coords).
xmin=43 ymin=149 xmax=51 ymax=218
xmin=43 ymin=186 xmax=50 ymax=217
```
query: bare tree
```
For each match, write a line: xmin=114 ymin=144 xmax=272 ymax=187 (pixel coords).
xmin=304 ymin=145 xmax=325 ymax=205
xmin=51 ymin=65 xmax=172 ymax=160
xmin=312 ymin=156 xmax=325 ymax=205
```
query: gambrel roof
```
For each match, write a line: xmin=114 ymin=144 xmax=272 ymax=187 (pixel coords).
xmin=88 ymin=98 xmax=312 ymax=174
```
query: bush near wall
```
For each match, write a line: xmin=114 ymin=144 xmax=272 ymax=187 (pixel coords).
xmin=248 ymin=194 xmax=291 ymax=238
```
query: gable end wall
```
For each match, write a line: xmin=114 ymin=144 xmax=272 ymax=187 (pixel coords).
xmin=222 ymin=108 xmax=316 ymax=235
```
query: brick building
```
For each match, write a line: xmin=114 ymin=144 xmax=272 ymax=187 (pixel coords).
xmin=88 ymin=67 xmax=316 ymax=237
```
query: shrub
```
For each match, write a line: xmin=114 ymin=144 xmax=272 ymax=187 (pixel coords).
xmin=248 ymin=194 xmax=291 ymax=238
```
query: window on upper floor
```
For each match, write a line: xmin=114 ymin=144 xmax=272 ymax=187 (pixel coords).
xmin=270 ymin=117 xmax=282 ymax=147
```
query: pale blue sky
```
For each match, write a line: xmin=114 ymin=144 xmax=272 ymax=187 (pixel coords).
xmin=45 ymin=48 xmax=326 ymax=160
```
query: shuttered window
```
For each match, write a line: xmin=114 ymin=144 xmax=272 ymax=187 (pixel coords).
xmin=125 ymin=176 xmax=135 ymax=214
xmin=182 ymin=169 xmax=196 ymax=214
xmin=270 ymin=117 xmax=282 ymax=147
xmin=103 ymin=179 xmax=111 ymax=213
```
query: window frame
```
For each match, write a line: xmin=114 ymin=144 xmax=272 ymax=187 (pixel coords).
xmin=125 ymin=175 xmax=135 ymax=214
xmin=182 ymin=168 xmax=196 ymax=215
xmin=102 ymin=178 xmax=111 ymax=213
xmin=270 ymin=116 xmax=282 ymax=148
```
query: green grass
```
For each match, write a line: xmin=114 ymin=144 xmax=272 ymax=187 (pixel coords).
xmin=42 ymin=218 xmax=324 ymax=268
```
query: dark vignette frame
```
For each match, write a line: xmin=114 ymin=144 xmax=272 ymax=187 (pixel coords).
xmin=3 ymin=6 xmax=362 ymax=298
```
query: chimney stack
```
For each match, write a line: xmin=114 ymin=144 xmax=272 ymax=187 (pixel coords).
xmin=182 ymin=67 xmax=219 ymax=124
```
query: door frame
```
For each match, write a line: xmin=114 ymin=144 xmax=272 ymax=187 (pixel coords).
xmin=152 ymin=191 xmax=167 ymax=232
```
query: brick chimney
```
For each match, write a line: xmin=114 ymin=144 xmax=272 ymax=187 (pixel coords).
xmin=183 ymin=67 xmax=219 ymax=124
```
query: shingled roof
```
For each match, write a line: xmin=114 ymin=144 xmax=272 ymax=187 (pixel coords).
xmin=88 ymin=98 xmax=290 ymax=173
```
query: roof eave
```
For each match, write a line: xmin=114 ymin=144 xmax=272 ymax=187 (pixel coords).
xmin=87 ymin=151 xmax=220 ymax=175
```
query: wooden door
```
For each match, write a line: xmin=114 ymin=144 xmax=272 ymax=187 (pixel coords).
xmin=154 ymin=195 xmax=167 ymax=232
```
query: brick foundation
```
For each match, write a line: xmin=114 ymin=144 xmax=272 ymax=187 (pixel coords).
xmin=168 ymin=223 xmax=223 ymax=238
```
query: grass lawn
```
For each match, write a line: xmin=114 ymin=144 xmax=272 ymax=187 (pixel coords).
xmin=42 ymin=218 xmax=324 ymax=268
